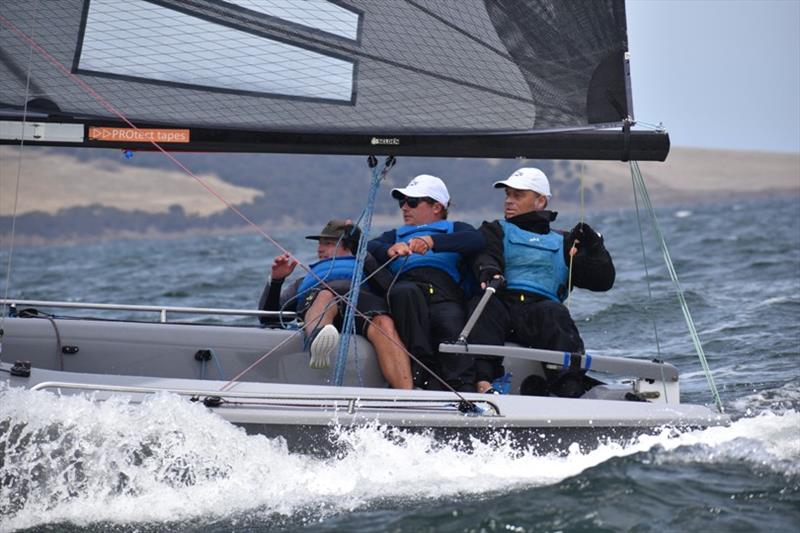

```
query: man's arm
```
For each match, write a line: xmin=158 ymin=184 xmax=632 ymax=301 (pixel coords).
xmin=259 ymin=278 xmax=284 ymax=312
xmin=428 ymin=221 xmax=486 ymax=254
xmin=367 ymin=229 xmax=396 ymax=263
xmin=258 ymin=253 xmax=300 ymax=324
xmin=471 ymin=220 xmax=505 ymax=284
xmin=363 ymin=252 xmax=394 ymax=295
xmin=563 ymin=223 xmax=615 ymax=291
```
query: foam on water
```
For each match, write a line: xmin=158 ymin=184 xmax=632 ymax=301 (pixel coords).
xmin=1 ymin=385 xmax=798 ymax=531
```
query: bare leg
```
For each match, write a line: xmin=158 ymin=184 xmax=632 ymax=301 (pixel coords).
xmin=303 ymin=290 xmax=338 ymax=336
xmin=366 ymin=314 xmax=413 ymax=389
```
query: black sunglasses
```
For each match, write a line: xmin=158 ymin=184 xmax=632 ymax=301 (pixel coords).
xmin=398 ymin=197 xmax=430 ymax=208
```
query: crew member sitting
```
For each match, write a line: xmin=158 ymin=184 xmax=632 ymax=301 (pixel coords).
xmin=259 ymin=219 xmax=412 ymax=389
xmin=469 ymin=168 xmax=615 ymax=396
xmin=368 ymin=175 xmax=485 ymax=392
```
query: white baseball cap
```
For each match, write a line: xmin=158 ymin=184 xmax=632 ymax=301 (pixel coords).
xmin=391 ymin=174 xmax=450 ymax=206
xmin=493 ymin=167 xmax=551 ymax=198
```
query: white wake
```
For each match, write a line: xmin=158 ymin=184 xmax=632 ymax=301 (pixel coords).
xmin=1 ymin=385 xmax=797 ymax=531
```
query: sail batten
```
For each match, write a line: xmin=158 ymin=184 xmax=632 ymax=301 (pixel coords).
xmin=0 ymin=0 xmax=669 ymax=160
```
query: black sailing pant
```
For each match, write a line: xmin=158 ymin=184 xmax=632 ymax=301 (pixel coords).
xmin=387 ymin=279 xmax=474 ymax=390
xmin=467 ymin=291 xmax=585 ymax=391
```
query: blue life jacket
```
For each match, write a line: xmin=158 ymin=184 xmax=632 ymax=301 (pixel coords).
xmin=387 ymin=220 xmax=461 ymax=283
xmin=499 ymin=220 xmax=569 ymax=302
xmin=296 ymin=256 xmax=357 ymax=300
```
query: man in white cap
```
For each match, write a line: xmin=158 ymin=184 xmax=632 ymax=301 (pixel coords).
xmin=468 ymin=167 xmax=615 ymax=396
xmin=367 ymin=175 xmax=485 ymax=392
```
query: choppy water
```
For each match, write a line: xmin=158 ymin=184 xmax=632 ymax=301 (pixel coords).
xmin=1 ymin=194 xmax=798 ymax=532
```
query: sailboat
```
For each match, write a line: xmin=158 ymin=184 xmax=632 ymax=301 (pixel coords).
xmin=0 ymin=0 xmax=726 ymax=453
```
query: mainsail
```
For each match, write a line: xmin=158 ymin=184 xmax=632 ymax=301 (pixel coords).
xmin=0 ymin=0 xmax=668 ymax=160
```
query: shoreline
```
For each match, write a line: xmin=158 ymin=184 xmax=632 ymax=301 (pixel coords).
xmin=3 ymin=188 xmax=796 ymax=247
xmin=2 ymin=145 xmax=797 ymax=246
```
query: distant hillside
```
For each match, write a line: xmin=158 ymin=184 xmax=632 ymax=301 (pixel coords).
xmin=0 ymin=145 xmax=797 ymax=243
xmin=578 ymin=148 xmax=800 ymax=207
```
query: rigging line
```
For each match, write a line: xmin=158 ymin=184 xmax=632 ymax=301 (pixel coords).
xmin=631 ymin=162 xmax=663 ymax=361
xmin=0 ymin=15 xmax=370 ymax=316
xmin=385 ymin=254 xmax=410 ymax=309
xmin=630 ymin=161 xmax=723 ymax=413
xmin=631 ymin=120 xmax=666 ymax=132
xmin=0 ymin=2 xmax=38 ymax=361
xmin=631 ymin=162 xmax=669 ymax=403
xmin=565 ymin=162 xmax=585 ymax=309
xmin=334 ymin=158 xmax=390 ymax=386
xmin=219 ymin=326 xmax=304 ymax=392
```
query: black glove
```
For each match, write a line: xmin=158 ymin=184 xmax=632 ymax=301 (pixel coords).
xmin=479 ymin=267 xmax=504 ymax=286
xmin=570 ymin=222 xmax=601 ymax=249
xmin=486 ymin=275 xmax=506 ymax=291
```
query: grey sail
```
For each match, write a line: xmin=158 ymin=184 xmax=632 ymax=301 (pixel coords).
xmin=0 ymin=0 xmax=667 ymax=159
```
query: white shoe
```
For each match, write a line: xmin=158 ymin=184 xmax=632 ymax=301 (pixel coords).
xmin=309 ymin=324 xmax=339 ymax=369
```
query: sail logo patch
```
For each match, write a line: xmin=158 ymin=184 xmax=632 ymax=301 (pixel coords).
xmin=89 ymin=127 xmax=190 ymax=143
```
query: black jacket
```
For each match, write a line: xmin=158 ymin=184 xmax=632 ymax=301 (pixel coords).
xmin=473 ymin=210 xmax=615 ymax=293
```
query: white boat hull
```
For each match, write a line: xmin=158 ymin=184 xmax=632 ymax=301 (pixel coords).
xmin=0 ymin=314 xmax=728 ymax=454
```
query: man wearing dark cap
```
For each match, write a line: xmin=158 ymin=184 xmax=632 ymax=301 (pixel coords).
xmin=368 ymin=175 xmax=485 ymax=392
xmin=469 ymin=168 xmax=615 ymax=396
xmin=259 ymin=219 xmax=412 ymax=389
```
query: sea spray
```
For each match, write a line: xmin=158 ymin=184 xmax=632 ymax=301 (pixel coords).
xmin=1 ymin=385 xmax=798 ymax=531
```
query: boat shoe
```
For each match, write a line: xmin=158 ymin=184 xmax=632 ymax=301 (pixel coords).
xmin=309 ymin=324 xmax=340 ymax=369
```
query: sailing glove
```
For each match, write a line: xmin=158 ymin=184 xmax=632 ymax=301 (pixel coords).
xmin=479 ymin=266 xmax=504 ymax=286
xmin=570 ymin=222 xmax=601 ymax=249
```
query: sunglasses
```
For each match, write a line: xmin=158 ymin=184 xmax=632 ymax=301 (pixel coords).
xmin=397 ymin=197 xmax=430 ymax=208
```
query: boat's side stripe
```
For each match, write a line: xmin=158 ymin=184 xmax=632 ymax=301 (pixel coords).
xmin=584 ymin=354 xmax=592 ymax=370
xmin=563 ymin=352 xmax=570 ymax=368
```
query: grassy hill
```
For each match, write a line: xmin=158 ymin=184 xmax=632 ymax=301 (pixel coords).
xmin=0 ymin=145 xmax=797 ymax=243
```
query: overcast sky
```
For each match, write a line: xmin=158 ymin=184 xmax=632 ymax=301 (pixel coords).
xmin=626 ymin=0 xmax=799 ymax=153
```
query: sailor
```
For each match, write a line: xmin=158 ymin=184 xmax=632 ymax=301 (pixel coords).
xmin=367 ymin=175 xmax=485 ymax=392
xmin=469 ymin=168 xmax=615 ymax=396
xmin=259 ymin=219 xmax=412 ymax=389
